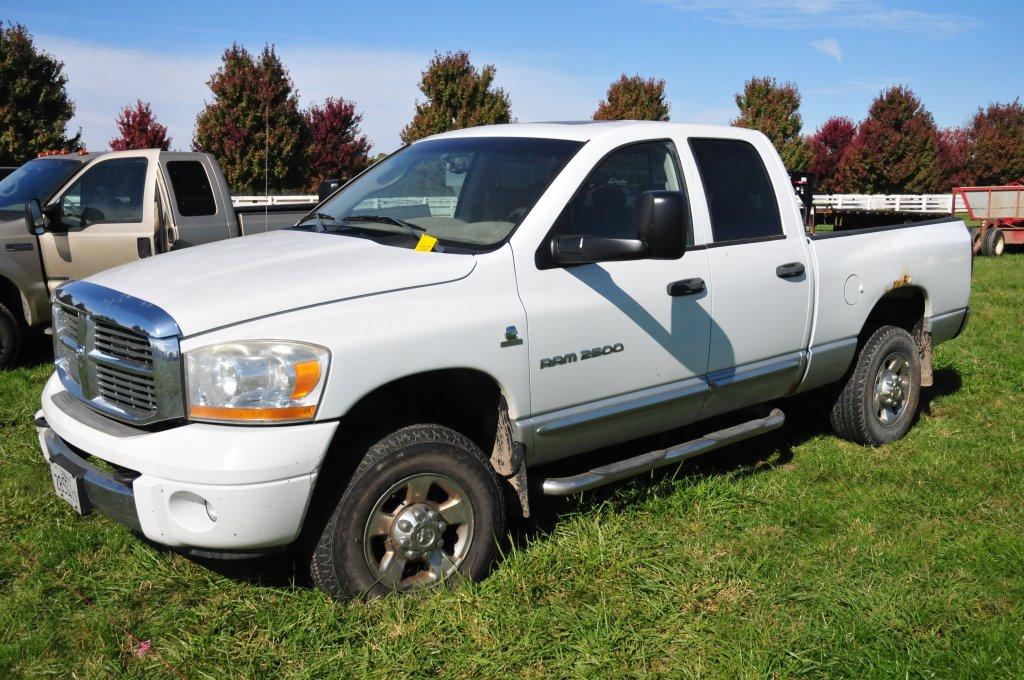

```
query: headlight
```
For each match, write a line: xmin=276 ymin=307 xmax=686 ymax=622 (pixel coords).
xmin=185 ymin=341 xmax=330 ymax=424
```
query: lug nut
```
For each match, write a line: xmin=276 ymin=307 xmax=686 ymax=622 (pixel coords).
xmin=397 ymin=519 xmax=412 ymax=532
xmin=404 ymin=549 xmax=418 ymax=560
xmin=413 ymin=509 xmax=425 ymax=521
xmin=426 ymin=510 xmax=438 ymax=521
xmin=397 ymin=537 xmax=409 ymax=548
xmin=436 ymin=539 xmax=444 ymax=548
xmin=437 ymin=521 xmax=447 ymax=532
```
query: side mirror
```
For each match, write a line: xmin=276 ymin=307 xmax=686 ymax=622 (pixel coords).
xmin=549 ymin=190 xmax=687 ymax=265
xmin=318 ymin=178 xmax=341 ymax=203
xmin=24 ymin=199 xmax=46 ymax=236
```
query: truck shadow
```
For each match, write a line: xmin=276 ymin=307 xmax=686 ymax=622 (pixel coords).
xmin=168 ymin=367 xmax=962 ymax=591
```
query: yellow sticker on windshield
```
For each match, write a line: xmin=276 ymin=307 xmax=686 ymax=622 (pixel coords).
xmin=415 ymin=234 xmax=439 ymax=252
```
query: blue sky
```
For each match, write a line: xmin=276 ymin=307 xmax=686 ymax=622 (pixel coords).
xmin=2 ymin=1 xmax=1020 ymax=153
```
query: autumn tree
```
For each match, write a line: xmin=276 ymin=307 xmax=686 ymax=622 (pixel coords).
xmin=109 ymin=100 xmax=170 ymax=151
xmin=193 ymin=44 xmax=308 ymax=192
xmin=962 ymin=100 xmax=1024 ymax=186
xmin=733 ymin=76 xmax=810 ymax=171
xmin=808 ymin=116 xmax=856 ymax=193
xmin=0 ymin=22 xmax=81 ymax=164
xmin=937 ymin=126 xmax=973 ymax=189
xmin=304 ymin=97 xmax=372 ymax=191
xmin=401 ymin=51 xmax=512 ymax=144
xmin=593 ymin=74 xmax=670 ymax=121
xmin=836 ymin=86 xmax=942 ymax=193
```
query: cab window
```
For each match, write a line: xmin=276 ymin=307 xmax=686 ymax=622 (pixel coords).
xmin=689 ymin=138 xmax=782 ymax=243
xmin=556 ymin=141 xmax=691 ymax=244
xmin=60 ymin=158 xmax=148 ymax=229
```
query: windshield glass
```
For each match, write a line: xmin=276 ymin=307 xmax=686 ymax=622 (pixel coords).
xmin=309 ymin=137 xmax=584 ymax=249
xmin=0 ymin=158 xmax=84 ymax=220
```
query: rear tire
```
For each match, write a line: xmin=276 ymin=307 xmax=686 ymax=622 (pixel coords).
xmin=309 ymin=424 xmax=505 ymax=599
xmin=982 ymin=227 xmax=1005 ymax=257
xmin=829 ymin=325 xmax=921 ymax=446
xmin=0 ymin=302 xmax=22 ymax=370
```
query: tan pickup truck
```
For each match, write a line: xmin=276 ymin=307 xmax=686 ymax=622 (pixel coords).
xmin=0 ymin=149 xmax=316 ymax=367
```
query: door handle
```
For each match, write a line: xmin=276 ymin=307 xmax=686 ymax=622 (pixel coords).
xmin=776 ymin=262 xmax=805 ymax=279
xmin=667 ymin=278 xmax=705 ymax=296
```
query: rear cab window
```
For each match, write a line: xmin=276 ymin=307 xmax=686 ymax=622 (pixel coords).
xmin=689 ymin=138 xmax=782 ymax=244
xmin=166 ymin=161 xmax=216 ymax=216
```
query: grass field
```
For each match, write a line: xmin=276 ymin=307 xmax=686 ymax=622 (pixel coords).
xmin=1 ymin=254 xmax=1022 ymax=679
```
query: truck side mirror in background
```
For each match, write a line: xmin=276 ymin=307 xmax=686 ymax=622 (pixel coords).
xmin=24 ymin=199 xmax=46 ymax=236
xmin=318 ymin=178 xmax=341 ymax=203
xmin=549 ymin=190 xmax=687 ymax=265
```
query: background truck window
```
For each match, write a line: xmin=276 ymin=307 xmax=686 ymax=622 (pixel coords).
xmin=60 ymin=158 xmax=148 ymax=228
xmin=689 ymin=138 xmax=782 ymax=242
xmin=166 ymin=161 xmax=216 ymax=216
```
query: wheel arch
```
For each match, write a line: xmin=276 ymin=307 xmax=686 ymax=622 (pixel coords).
xmin=0 ymin=274 xmax=27 ymax=325
xmin=860 ymin=284 xmax=928 ymax=340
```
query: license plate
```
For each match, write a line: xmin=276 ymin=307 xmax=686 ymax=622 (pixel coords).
xmin=50 ymin=460 xmax=84 ymax=514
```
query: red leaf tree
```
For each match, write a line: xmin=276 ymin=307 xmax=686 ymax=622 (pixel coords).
xmin=109 ymin=100 xmax=171 ymax=151
xmin=808 ymin=116 xmax=856 ymax=193
xmin=963 ymin=99 xmax=1024 ymax=186
xmin=836 ymin=86 xmax=943 ymax=193
xmin=937 ymin=126 xmax=973 ymax=190
xmin=304 ymin=97 xmax=372 ymax=192
xmin=593 ymin=74 xmax=670 ymax=121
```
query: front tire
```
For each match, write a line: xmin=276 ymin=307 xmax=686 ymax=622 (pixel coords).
xmin=982 ymin=227 xmax=1005 ymax=257
xmin=829 ymin=325 xmax=921 ymax=446
xmin=0 ymin=301 xmax=22 ymax=370
xmin=309 ymin=424 xmax=505 ymax=599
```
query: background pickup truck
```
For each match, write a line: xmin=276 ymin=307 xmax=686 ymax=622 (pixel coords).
xmin=34 ymin=121 xmax=972 ymax=599
xmin=0 ymin=150 xmax=316 ymax=367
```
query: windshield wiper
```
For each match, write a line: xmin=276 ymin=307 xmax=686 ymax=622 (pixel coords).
xmin=342 ymin=214 xmax=425 ymax=238
xmin=295 ymin=212 xmax=343 ymax=233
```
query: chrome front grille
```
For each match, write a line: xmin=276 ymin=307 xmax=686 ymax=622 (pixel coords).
xmin=53 ymin=281 xmax=183 ymax=426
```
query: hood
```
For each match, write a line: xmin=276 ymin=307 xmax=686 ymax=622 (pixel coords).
xmin=86 ymin=230 xmax=477 ymax=336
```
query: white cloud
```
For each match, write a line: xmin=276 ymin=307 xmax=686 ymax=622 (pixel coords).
xmin=34 ymin=37 xmax=598 ymax=155
xmin=810 ymin=37 xmax=842 ymax=62
xmin=649 ymin=0 xmax=982 ymax=36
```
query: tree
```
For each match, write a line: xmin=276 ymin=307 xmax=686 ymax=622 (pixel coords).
xmin=937 ymin=126 xmax=973 ymax=190
xmin=0 ymin=22 xmax=81 ymax=165
xmin=836 ymin=86 xmax=942 ymax=193
xmin=304 ymin=97 xmax=372 ymax=191
xmin=808 ymin=116 xmax=857 ymax=193
xmin=193 ymin=44 xmax=308 ymax=193
xmin=109 ymin=100 xmax=171 ymax=151
xmin=962 ymin=100 xmax=1024 ymax=186
xmin=593 ymin=74 xmax=670 ymax=121
xmin=733 ymin=76 xmax=810 ymax=171
xmin=401 ymin=51 xmax=512 ymax=144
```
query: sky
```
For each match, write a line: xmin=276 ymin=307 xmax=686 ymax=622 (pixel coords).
xmin=2 ymin=0 xmax=1021 ymax=154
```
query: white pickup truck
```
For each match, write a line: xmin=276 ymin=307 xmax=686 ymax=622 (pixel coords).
xmin=35 ymin=122 xmax=971 ymax=598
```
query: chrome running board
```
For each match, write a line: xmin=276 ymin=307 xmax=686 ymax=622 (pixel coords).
xmin=541 ymin=408 xmax=785 ymax=495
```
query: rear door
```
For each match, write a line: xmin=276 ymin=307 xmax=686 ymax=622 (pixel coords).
xmin=687 ymin=136 xmax=813 ymax=418
xmin=159 ymin=153 xmax=233 ymax=248
xmin=39 ymin=153 xmax=157 ymax=290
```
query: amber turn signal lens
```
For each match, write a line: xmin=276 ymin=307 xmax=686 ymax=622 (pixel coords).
xmin=291 ymin=359 xmax=322 ymax=399
xmin=188 ymin=405 xmax=317 ymax=422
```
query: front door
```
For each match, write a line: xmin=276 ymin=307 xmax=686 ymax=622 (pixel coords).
xmin=515 ymin=140 xmax=713 ymax=463
xmin=39 ymin=155 xmax=156 ymax=291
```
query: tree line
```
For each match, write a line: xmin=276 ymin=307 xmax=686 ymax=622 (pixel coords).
xmin=2 ymin=21 xmax=1022 ymax=195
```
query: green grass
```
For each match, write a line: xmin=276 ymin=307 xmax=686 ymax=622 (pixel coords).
xmin=2 ymin=254 xmax=1023 ymax=679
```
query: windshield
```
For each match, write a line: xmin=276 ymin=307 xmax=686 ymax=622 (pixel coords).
xmin=0 ymin=158 xmax=84 ymax=220
xmin=307 ymin=137 xmax=584 ymax=249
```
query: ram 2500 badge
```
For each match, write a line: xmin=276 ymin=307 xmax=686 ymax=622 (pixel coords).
xmin=35 ymin=122 xmax=971 ymax=598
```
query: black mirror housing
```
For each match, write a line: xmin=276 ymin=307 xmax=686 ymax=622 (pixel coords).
xmin=636 ymin=190 xmax=686 ymax=259
xmin=551 ymin=235 xmax=649 ymax=264
xmin=318 ymin=178 xmax=341 ymax=203
xmin=24 ymin=199 xmax=46 ymax=236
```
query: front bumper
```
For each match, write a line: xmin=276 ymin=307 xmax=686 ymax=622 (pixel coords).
xmin=38 ymin=373 xmax=339 ymax=551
